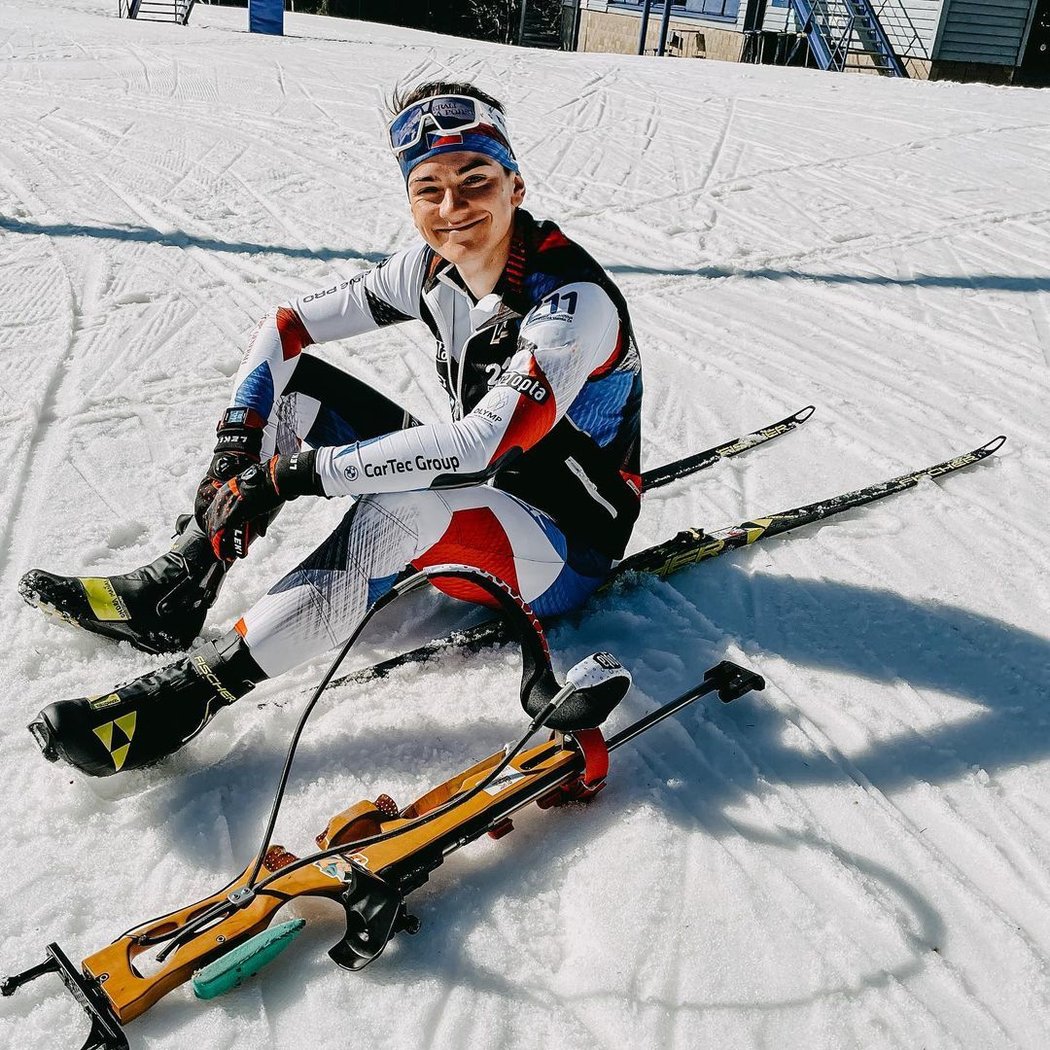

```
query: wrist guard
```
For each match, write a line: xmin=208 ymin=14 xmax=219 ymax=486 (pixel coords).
xmin=271 ymin=450 xmax=324 ymax=499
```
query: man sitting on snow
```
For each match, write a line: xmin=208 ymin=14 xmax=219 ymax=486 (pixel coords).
xmin=20 ymin=81 xmax=643 ymax=777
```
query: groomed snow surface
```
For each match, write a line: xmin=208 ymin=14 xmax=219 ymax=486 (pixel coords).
xmin=2 ymin=2 xmax=1049 ymax=1047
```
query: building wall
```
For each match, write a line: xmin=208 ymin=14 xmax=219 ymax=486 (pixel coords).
xmin=576 ymin=5 xmax=747 ymax=61
xmin=883 ymin=0 xmax=944 ymax=56
xmin=929 ymin=56 xmax=1019 ymax=75
xmin=736 ymin=0 xmax=943 ymax=56
xmin=574 ymin=0 xmax=1037 ymax=81
xmin=686 ymin=0 xmax=740 ymax=18
xmin=751 ymin=0 xmax=796 ymax=34
xmin=934 ymin=0 xmax=1032 ymax=62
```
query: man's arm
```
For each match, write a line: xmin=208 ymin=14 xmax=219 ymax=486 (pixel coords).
xmin=195 ymin=245 xmax=428 ymax=544
xmin=226 ymin=245 xmax=429 ymax=422
xmin=312 ymin=281 xmax=621 ymax=496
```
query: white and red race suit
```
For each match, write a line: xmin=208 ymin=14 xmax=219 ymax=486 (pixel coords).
xmin=226 ymin=210 xmax=643 ymax=677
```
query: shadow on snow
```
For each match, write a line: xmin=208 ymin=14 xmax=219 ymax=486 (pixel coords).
xmin=606 ymin=262 xmax=1050 ymax=293
xmin=5 ymin=216 xmax=1049 ymax=295
xmin=0 ymin=216 xmax=387 ymax=265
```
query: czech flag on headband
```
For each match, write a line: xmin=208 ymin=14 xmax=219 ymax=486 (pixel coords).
xmin=429 ymin=133 xmax=465 ymax=149
xmin=398 ymin=126 xmax=519 ymax=180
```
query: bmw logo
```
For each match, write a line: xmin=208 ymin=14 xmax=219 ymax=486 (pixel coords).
xmin=343 ymin=464 xmax=359 ymax=481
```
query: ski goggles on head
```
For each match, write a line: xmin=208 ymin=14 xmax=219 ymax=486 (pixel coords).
xmin=388 ymin=94 xmax=519 ymax=180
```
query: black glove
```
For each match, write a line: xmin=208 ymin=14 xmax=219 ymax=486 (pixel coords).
xmin=205 ymin=451 xmax=321 ymax=561
xmin=194 ymin=408 xmax=267 ymax=531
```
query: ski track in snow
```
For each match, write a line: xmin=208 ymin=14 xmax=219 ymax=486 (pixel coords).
xmin=1 ymin=2 xmax=1050 ymax=1048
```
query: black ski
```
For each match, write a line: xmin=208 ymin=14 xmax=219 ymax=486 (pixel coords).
xmin=641 ymin=404 xmax=814 ymax=490
xmin=331 ymin=435 xmax=1005 ymax=687
xmin=617 ymin=434 xmax=1006 ymax=577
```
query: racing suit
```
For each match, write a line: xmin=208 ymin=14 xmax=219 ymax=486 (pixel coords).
xmin=227 ymin=209 xmax=643 ymax=676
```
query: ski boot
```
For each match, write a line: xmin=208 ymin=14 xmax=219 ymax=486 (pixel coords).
xmin=28 ymin=633 xmax=266 ymax=777
xmin=18 ymin=515 xmax=226 ymax=655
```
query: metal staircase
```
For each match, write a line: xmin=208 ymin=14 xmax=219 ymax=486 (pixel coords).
xmin=787 ymin=0 xmax=920 ymax=76
xmin=120 ymin=0 xmax=196 ymax=24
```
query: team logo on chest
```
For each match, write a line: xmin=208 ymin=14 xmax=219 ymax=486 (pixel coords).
xmin=489 ymin=319 xmax=514 ymax=346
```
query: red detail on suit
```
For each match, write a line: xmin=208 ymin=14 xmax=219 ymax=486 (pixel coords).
xmin=411 ymin=507 xmax=520 ymax=607
xmin=538 ymin=228 xmax=571 ymax=252
xmin=489 ymin=359 xmax=557 ymax=465
xmin=501 ymin=226 xmax=528 ymax=294
xmin=590 ymin=323 xmax=624 ymax=380
xmin=275 ymin=307 xmax=313 ymax=361
xmin=621 ymin=469 xmax=643 ymax=496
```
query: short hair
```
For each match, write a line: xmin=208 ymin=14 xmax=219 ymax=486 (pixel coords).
xmin=388 ymin=80 xmax=506 ymax=120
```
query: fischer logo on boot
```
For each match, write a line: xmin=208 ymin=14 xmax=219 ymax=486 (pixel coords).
xmin=191 ymin=657 xmax=238 ymax=705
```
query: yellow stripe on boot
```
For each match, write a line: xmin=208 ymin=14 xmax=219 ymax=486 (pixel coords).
xmin=81 ymin=578 xmax=132 ymax=622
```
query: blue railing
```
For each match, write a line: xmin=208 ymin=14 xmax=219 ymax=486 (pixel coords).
xmin=788 ymin=0 xmax=908 ymax=76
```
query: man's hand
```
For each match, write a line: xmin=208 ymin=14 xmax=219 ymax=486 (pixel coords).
xmin=195 ymin=451 xmax=257 ymax=529
xmin=194 ymin=408 xmax=267 ymax=529
xmin=205 ymin=452 xmax=321 ymax=561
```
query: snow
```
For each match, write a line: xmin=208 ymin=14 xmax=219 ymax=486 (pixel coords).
xmin=2 ymin=1 xmax=1049 ymax=1047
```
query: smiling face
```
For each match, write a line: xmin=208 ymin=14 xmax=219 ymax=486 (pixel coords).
xmin=407 ymin=151 xmax=526 ymax=271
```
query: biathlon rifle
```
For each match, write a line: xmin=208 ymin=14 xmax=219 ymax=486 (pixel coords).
xmin=2 ymin=569 xmax=765 ymax=1050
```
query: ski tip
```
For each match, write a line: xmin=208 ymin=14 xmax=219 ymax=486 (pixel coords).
xmin=981 ymin=435 xmax=1007 ymax=454
xmin=794 ymin=405 xmax=817 ymax=422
